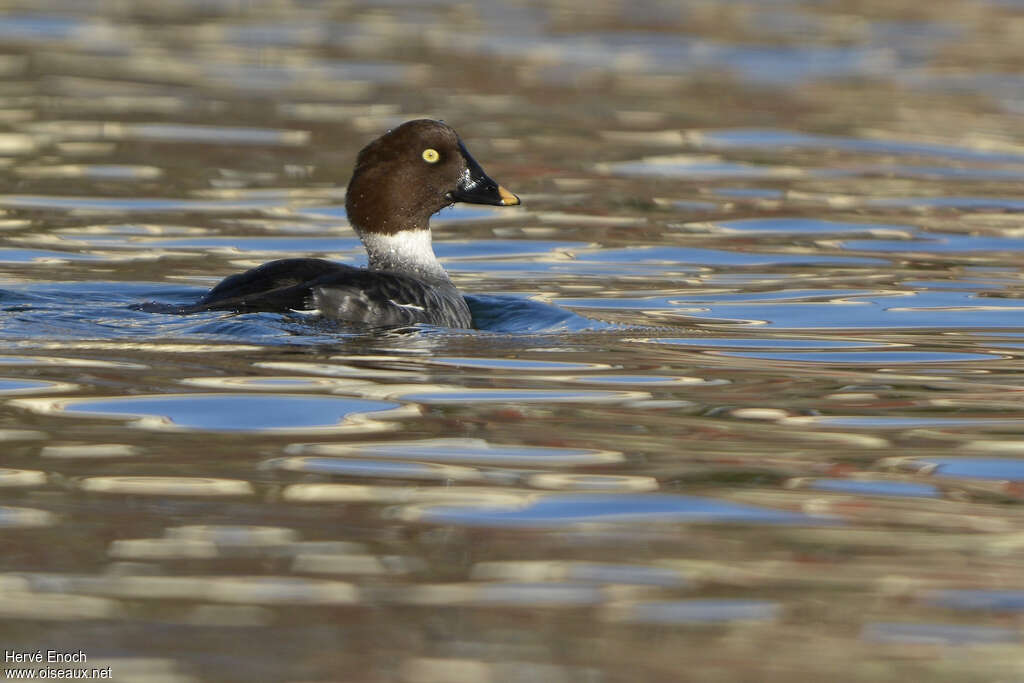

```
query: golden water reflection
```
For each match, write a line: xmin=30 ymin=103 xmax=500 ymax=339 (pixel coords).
xmin=1 ymin=0 xmax=1024 ymax=681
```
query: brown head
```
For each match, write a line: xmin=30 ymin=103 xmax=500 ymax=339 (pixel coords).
xmin=344 ymin=120 xmax=519 ymax=237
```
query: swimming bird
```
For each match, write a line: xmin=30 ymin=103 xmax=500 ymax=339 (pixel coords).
xmin=185 ymin=119 xmax=519 ymax=328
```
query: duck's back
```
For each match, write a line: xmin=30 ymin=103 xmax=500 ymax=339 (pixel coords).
xmin=188 ymin=258 xmax=472 ymax=328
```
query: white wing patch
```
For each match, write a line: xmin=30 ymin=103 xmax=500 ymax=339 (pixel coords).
xmin=289 ymin=308 xmax=322 ymax=316
xmin=389 ymin=300 xmax=426 ymax=311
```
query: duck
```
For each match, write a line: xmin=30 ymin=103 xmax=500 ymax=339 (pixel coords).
xmin=184 ymin=119 xmax=519 ymax=328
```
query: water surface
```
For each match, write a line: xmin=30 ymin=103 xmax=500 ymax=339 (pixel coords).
xmin=1 ymin=1 xmax=1023 ymax=681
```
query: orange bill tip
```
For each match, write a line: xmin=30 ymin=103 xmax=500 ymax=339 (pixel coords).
xmin=498 ymin=185 xmax=520 ymax=206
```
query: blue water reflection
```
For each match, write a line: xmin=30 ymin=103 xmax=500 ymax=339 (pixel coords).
xmin=571 ymin=246 xmax=887 ymax=267
xmin=915 ymin=458 xmax=1024 ymax=480
xmin=559 ymin=290 xmax=1024 ymax=329
xmin=720 ymin=351 xmax=998 ymax=363
xmin=862 ymin=622 xmax=1019 ymax=645
xmin=401 ymin=493 xmax=827 ymax=527
xmin=804 ymin=479 xmax=940 ymax=498
xmin=37 ymin=394 xmax=405 ymax=432
xmin=924 ymin=590 xmax=1024 ymax=611
xmin=691 ymin=129 xmax=1024 ymax=164
xmin=678 ymin=218 xmax=913 ymax=235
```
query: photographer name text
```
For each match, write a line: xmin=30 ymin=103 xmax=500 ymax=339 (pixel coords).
xmin=5 ymin=652 xmax=87 ymax=664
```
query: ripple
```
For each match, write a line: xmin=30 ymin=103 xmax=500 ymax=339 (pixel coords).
xmin=569 ymin=245 xmax=885 ymax=267
xmin=0 ymin=469 xmax=47 ymax=488
xmin=0 ymin=378 xmax=76 ymax=395
xmin=211 ymin=576 xmax=359 ymax=605
xmin=731 ymin=408 xmax=790 ymax=420
xmin=606 ymin=290 xmax=1024 ymax=330
xmin=11 ymin=394 xmax=413 ymax=433
xmin=50 ymin=235 xmax=358 ymax=253
xmin=397 ymin=582 xmax=609 ymax=607
xmin=284 ymin=438 xmax=625 ymax=467
xmin=879 ymin=165 xmax=1024 ymax=181
xmin=202 ymin=60 xmax=425 ymax=95
xmin=689 ymin=129 xmax=1024 ymax=164
xmin=0 ymin=195 xmax=286 ymax=214
xmin=23 ymin=574 xmax=357 ymax=605
xmin=556 ymin=375 xmax=714 ymax=387
xmin=128 ymin=123 xmax=310 ymax=145
xmin=0 ymin=248 xmax=104 ymax=263
xmin=0 ymin=505 xmax=56 ymax=528
xmin=959 ymin=439 xmax=1024 ymax=454
xmin=291 ymin=553 xmax=423 ymax=577
xmin=842 ymin=232 xmax=1024 ymax=254
xmin=397 ymin=492 xmax=824 ymax=528
xmin=525 ymin=474 xmax=658 ymax=492
xmin=597 ymin=154 xmax=807 ymax=179
xmin=78 ymin=476 xmax=254 ymax=497
xmin=24 ymin=121 xmax=310 ymax=146
xmin=677 ymin=217 xmax=912 ymax=237
xmin=40 ymin=443 xmax=137 ymax=459
xmin=14 ymin=164 xmax=162 ymax=180
xmin=603 ymin=599 xmax=780 ymax=624
xmin=426 ymin=357 xmax=610 ymax=371
xmin=0 ymin=430 xmax=46 ymax=442
xmin=0 ymin=356 xmax=146 ymax=369
xmin=389 ymin=388 xmax=650 ymax=405
xmin=281 ymin=484 xmax=532 ymax=506
xmin=399 ymin=659 xmax=584 ymax=682
xmin=254 ymin=361 xmax=416 ymax=380
xmin=179 ymin=376 xmax=352 ymax=391
xmin=784 ymin=416 xmax=1021 ymax=429
xmin=794 ymin=478 xmax=940 ymax=498
xmin=13 ymin=341 xmax=264 ymax=354
xmin=58 ymin=224 xmax=208 ymax=237
xmin=898 ymin=457 xmax=1024 ymax=481
xmin=0 ymin=592 xmax=119 ymax=621
xmin=0 ymin=14 xmax=110 ymax=44
xmin=454 ymin=31 xmax=890 ymax=86
xmin=646 ymin=338 xmax=882 ymax=350
xmin=0 ymin=133 xmax=36 ymax=155
xmin=471 ymin=561 xmax=687 ymax=587
xmin=438 ymin=240 xmax=585 ymax=261
xmin=865 ymin=196 xmax=1024 ymax=211
xmin=167 ymin=525 xmax=299 ymax=545
xmin=712 ymin=188 xmax=784 ymax=199
xmin=263 ymin=457 xmax=484 ymax=483
xmin=466 ymin=294 xmax=611 ymax=333
xmin=718 ymin=351 xmax=999 ymax=363
xmin=107 ymin=526 xmax=365 ymax=562
xmin=108 ymin=538 xmax=218 ymax=560
xmin=861 ymin=621 xmax=1019 ymax=645
xmin=922 ymin=590 xmax=1024 ymax=612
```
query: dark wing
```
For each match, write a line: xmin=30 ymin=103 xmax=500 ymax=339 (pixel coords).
xmin=309 ymin=270 xmax=472 ymax=328
xmin=184 ymin=258 xmax=351 ymax=313
xmin=184 ymin=258 xmax=472 ymax=327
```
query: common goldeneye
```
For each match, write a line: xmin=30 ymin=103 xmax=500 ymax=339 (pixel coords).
xmin=185 ymin=119 xmax=519 ymax=328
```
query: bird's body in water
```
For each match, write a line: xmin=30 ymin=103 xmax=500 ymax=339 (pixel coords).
xmin=181 ymin=120 xmax=519 ymax=328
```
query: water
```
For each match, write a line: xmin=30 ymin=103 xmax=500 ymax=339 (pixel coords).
xmin=1 ymin=1 xmax=1023 ymax=681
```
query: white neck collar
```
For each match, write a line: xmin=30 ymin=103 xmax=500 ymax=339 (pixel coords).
xmin=360 ymin=229 xmax=451 ymax=283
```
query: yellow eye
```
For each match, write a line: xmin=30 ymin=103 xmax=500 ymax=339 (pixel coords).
xmin=422 ymin=148 xmax=440 ymax=163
